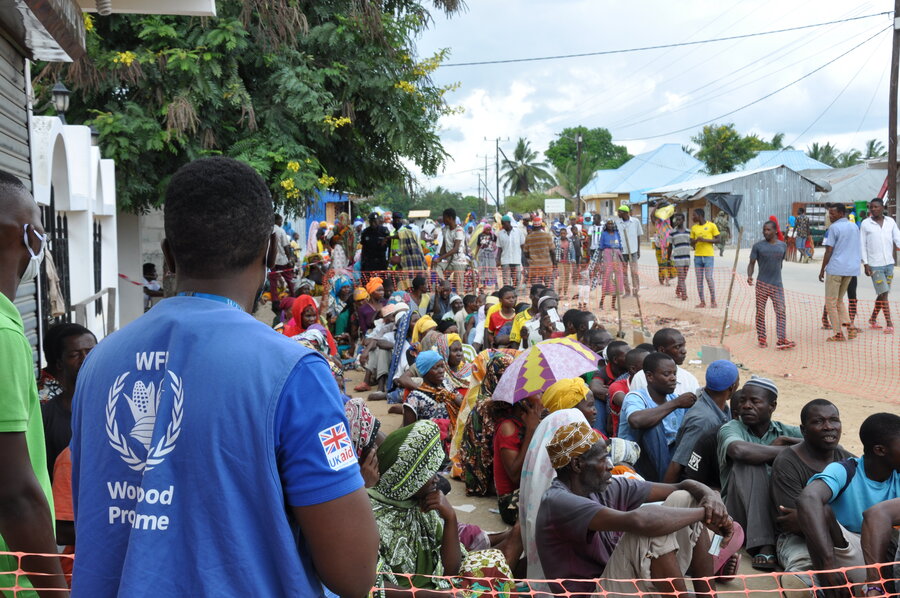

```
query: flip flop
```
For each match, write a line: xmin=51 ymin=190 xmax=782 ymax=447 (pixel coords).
xmin=714 ymin=553 xmax=742 ymax=583
xmin=353 ymin=382 xmax=372 ymax=392
xmin=751 ymin=553 xmax=778 ymax=571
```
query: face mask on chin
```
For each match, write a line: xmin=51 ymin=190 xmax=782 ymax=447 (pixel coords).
xmin=19 ymin=224 xmax=45 ymax=285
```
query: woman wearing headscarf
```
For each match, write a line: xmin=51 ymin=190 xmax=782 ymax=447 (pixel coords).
xmin=435 ymin=333 xmax=473 ymax=394
xmin=459 ymin=352 xmax=516 ymax=497
xmin=449 ymin=349 xmax=494 ymax=479
xmin=379 ymin=309 xmax=420 ymax=404
xmin=768 ymin=214 xmax=785 ymax=241
xmin=344 ymin=398 xmax=383 ymax=488
xmin=519 ymin=408 xmax=589 ymax=581
xmin=326 ymin=275 xmax=354 ymax=355
xmin=475 ymin=223 xmax=498 ymax=290
xmin=357 ymin=277 xmax=385 ymax=334
xmin=541 ymin=377 xmax=606 ymax=439
xmin=403 ymin=351 xmax=461 ymax=451
xmin=283 ymin=295 xmax=338 ymax=356
xmin=332 ymin=212 xmax=356 ymax=265
xmin=412 ymin=314 xmax=437 ymax=343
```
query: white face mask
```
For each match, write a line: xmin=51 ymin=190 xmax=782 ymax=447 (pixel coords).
xmin=19 ymin=224 xmax=46 ymax=285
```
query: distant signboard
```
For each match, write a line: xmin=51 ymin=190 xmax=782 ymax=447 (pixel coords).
xmin=408 ymin=210 xmax=431 ymax=219
xmin=544 ymin=198 xmax=566 ymax=213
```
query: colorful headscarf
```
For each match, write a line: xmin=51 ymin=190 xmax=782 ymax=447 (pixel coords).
xmin=609 ymin=437 xmax=641 ymax=467
xmin=329 ymin=275 xmax=352 ymax=317
xmin=415 ymin=350 xmax=443 ymax=376
xmin=480 ymin=352 xmax=516 ymax=402
xmin=354 ymin=287 xmax=369 ymax=301
xmin=542 ymin=378 xmax=589 ymax=413
xmin=373 ymin=420 xmax=444 ymax=502
xmin=283 ymin=294 xmax=319 ymax=337
xmin=413 ymin=315 xmax=437 ymax=343
xmin=366 ymin=277 xmax=384 ymax=295
xmin=344 ymin=398 xmax=381 ymax=457
xmin=546 ymin=421 xmax=600 ymax=470
xmin=446 ymin=333 xmax=462 ymax=348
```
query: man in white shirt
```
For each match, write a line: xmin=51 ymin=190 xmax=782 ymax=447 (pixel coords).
xmin=616 ymin=205 xmax=644 ymax=297
xmin=588 ymin=213 xmax=604 ymax=259
xmin=630 ymin=328 xmax=700 ymax=396
xmin=860 ymin=197 xmax=900 ymax=333
xmin=496 ymin=214 xmax=525 ymax=289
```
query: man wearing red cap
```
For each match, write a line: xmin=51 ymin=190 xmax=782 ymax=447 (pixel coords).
xmin=523 ymin=217 xmax=555 ymax=287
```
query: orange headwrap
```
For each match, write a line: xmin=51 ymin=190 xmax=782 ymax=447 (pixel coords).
xmin=365 ymin=277 xmax=384 ymax=295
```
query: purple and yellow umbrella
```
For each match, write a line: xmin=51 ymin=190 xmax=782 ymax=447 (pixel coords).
xmin=491 ymin=337 xmax=601 ymax=404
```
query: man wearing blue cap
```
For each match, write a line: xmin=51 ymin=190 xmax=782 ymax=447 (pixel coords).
xmin=717 ymin=376 xmax=802 ymax=571
xmin=665 ymin=360 xmax=740 ymax=484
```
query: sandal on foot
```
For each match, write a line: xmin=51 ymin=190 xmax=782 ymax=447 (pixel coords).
xmin=758 ymin=338 xmax=768 ymax=348
xmin=885 ymin=326 xmax=894 ymax=334
xmin=869 ymin=320 xmax=883 ymax=330
xmin=751 ymin=553 xmax=778 ymax=571
xmin=776 ymin=339 xmax=796 ymax=350
xmin=353 ymin=382 xmax=372 ymax=392
xmin=826 ymin=334 xmax=846 ymax=342
xmin=715 ymin=553 xmax=742 ymax=582
xmin=695 ymin=302 xmax=706 ymax=308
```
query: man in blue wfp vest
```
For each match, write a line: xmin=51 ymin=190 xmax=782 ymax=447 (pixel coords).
xmin=70 ymin=157 xmax=378 ymax=597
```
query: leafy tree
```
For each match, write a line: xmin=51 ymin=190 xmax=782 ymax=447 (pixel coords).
xmin=806 ymin=142 xmax=840 ymax=167
xmin=35 ymin=1 xmax=462 ymax=213
xmin=691 ymin=123 xmax=756 ymax=174
xmin=744 ymin=132 xmax=793 ymax=153
xmin=503 ymin=190 xmax=567 ymax=215
xmin=836 ymin=149 xmax=863 ymax=168
xmin=544 ymin=126 xmax=631 ymax=173
xmin=864 ymin=139 xmax=887 ymax=159
xmin=501 ymin=138 xmax=555 ymax=195
xmin=365 ymin=185 xmax=484 ymax=219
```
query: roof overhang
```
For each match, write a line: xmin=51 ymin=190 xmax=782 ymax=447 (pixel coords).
xmin=76 ymin=0 xmax=216 ymax=16
xmin=0 ymin=0 xmax=86 ymax=61
xmin=582 ymin=193 xmax=618 ymax=200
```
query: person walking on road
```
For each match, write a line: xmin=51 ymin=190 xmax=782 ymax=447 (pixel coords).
xmin=496 ymin=215 xmax=524 ymax=291
xmin=615 ymin=205 xmax=643 ymax=297
xmin=690 ymin=208 xmax=720 ymax=308
xmin=818 ymin=203 xmax=860 ymax=342
xmin=859 ymin=197 xmax=900 ymax=334
xmin=794 ymin=207 xmax=811 ymax=262
xmin=748 ymin=221 xmax=795 ymax=350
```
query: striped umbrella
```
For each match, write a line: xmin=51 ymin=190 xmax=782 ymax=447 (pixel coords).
xmin=491 ymin=337 xmax=601 ymax=404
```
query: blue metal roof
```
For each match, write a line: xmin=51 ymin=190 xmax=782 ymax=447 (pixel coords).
xmin=740 ymin=150 xmax=832 ymax=172
xmin=580 ymin=144 xmax=704 ymax=199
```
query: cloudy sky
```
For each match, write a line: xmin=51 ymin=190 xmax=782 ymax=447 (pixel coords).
xmin=412 ymin=0 xmax=894 ymax=198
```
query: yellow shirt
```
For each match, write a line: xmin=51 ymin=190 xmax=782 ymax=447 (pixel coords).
xmin=690 ymin=221 xmax=720 ymax=257
xmin=509 ymin=309 xmax=533 ymax=343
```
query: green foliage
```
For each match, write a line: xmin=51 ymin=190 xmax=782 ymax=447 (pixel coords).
xmin=501 ymin=138 xmax=555 ymax=195
xmin=503 ymin=190 xmax=570 ymax=215
xmin=690 ymin=123 xmax=757 ymax=175
xmin=37 ymin=3 xmax=460 ymax=213
xmin=864 ymin=139 xmax=886 ymax=159
xmin=545 ymin=126 xmax=631 ymax=173
xmin=365 ymin=185 xmax=484 ymax=218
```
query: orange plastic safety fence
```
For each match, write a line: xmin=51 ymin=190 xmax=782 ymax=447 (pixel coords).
xmin=2 ymin=551 xmax=898 ymax=597
xmin=339 ymin=262 xmax=899 ymax=404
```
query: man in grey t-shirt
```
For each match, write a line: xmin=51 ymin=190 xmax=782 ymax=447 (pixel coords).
xmin=748 ymin=221 xmax=794 ymax=349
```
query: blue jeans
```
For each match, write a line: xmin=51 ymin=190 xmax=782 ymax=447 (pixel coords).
xmin=795 ymin=235 xmax=808 ymax=257
xmin=694 ymin=256 xmax=716 ymax=303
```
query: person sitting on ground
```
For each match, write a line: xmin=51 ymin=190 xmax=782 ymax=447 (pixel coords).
xmin=472 ymin=294 xmax=499 ymax=350
xmin=429 ymin=279 xmax=453 ymax=320
xmin=798 ymin=412 xmax=900 ymax=598
xmin=771 ymin=399 xmax=853 ymax=579
xmin=665 ymin=359 xmax=740 ymax=483
xmin=535 ymin=420 xmax=735 ymax=598
xmin=403 ymin=351 xmax=461 ymax=448
xmin=461 ymin=294 xmax=478 ymax=344
xmin=717 ymin=376 xmax=801 ymax=571
xmin=436 ymin=315 xmax=458 ymax=335
xmin=371 ymin=420 xmax=520 ymax=596
xmin=519 ymin=290 xmax=557 ymax=350
xmin=407 ymin=274 xmax=431 ymax=317
xmin=357 ymin=277 xmax=386 ymax=337
xmin=509 ymin=284 xmax=546 ymax=349
xmin=619 ymin=352 xmax=696 ymax=482
xmin=572 ymin=310 xmax=599 ymax=345
xmin=562 ymin=308 xmax=582 ymax=338
xmin=682 ymin=390 xmax=741 ymax=490
xmin=460 ymin=352 xmax=517 ymax=497
xmin=446 ymin=294 xmax=463 ymax=323
xmin=542 ymin=377 xmax=603 ymax=438
xmin=630 ymin=327 xmax=700 ymax=396
xmin=582 ymin=326 xmax=613 ymax=358
xmin=493 ymin=392 xmax=544 ymax=526
xmin=344 ymin=398 xmax=385 ymax=489
xmin=607 ymin=347 xmax=647 ymax=438
xmin=484 ymin=286 xmax=517 ymax=349
xmin=283 ymin=294 xmax=338 ymax=355
xmin=360 ymin=302 xmax=408 ymax=393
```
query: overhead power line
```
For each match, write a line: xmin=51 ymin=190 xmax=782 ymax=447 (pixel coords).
xmin=616 ymin=25 xmax=891 ymax=142
xmin=439 ymin=12 xmax=890 ymax=68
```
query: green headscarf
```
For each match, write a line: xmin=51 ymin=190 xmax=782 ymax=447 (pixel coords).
xmin=368 ymin=420 xmax=458 ymax=589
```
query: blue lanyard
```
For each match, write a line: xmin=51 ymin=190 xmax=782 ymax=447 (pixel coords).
xmin=176 ymin=292 xmax=243 ymax=311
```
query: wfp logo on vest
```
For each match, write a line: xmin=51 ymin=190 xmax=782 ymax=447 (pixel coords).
xmin=106 ymin=352 xmax=184 ymax=472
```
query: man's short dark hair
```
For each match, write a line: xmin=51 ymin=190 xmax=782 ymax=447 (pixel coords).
xmin=859 ymin=412 xmax=900 ymax=455
xmin=142 ymin=262 xmax=156 ymax=276
xmin=412 ymin=275 xmax=427 ymax=290
xmin=274 ymin=214 xmax=283 ymax=225
xmin=463 ymin=294 xmax=477 ymax=307
xmin=443 ymin=208 xmax=456 ymax=221
xmin=636 ymin=343 xmax=655 ymax=352
xmin=693 ymin=208 xmax=705 ymax=217
xmin=164 ymin=157 xmax=273 ymax=276
xmin=572 ymin=310 xmax=595 ymax=331
xmin=870 ymin=197 xmax=884 ymax=206
xmin=562 ymin=309 xmax=582 ymax=329
xmin=797 ymin=207 xmax=805 ymax=215
xmin=625 ymin=348 xmax=650 ymax=370
xmin=800 ymin=398 xmax=837 ymax=425
xmin=606 ymin=340 xmax=629 ymax=361
xmin=497 ymin=285 xmax=515 ymax=299
xmin=530 ymin=284 xmax=547 ymax=297
xmin=652 ymin=328 xmax=681 ymax=350
xmin=43 ymin=322 xmax=95 ymax=368
xmin=831 ymin=203 xmax=846 ymax=215
xmin=643 ymin=351 xmax=675 ymax=374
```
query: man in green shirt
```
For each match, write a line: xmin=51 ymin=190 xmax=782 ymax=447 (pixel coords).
xmin=717 ymin=376 xmax=801 ymax=571
xmin=0 ymin=171 xmax=68 ymax=596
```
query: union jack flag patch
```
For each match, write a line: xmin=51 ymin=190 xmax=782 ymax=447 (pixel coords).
xmin=319 ymin=422 xmax=356 ymax=471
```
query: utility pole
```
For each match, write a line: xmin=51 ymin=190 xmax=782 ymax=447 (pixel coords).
xmin=576 ymin=133 xmax=584 ymax=215
xmin=486 ymin=137 xmax=508 ymax=210
xmin=889 ymin=0 xmax=900 ymax=218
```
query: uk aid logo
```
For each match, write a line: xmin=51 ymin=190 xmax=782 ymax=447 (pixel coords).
xmin=319 ymin=422 xmax=355 ymax=471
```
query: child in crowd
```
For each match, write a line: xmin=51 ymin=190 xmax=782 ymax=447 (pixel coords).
xmin=608 ymin=347 xmax=650 ymax=437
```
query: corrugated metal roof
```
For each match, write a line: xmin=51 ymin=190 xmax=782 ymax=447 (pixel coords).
xmin=799 ymin=164 xmax=887 ymax=205
xmin=580 ymin=144 xmax=703 ymax=198
xmin=740 ymin=150 xmax=833 ymax=172
xmin=647 ymin=165 xmax=829 ymax=198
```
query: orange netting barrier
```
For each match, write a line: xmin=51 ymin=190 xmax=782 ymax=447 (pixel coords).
xmin=321 ymin=261 xmax=899 ymax=404
xmin=2 ymin=551 xmax=898 ymax=597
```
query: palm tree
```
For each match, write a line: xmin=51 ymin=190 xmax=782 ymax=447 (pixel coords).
xmin=768 ymin=133 xmax=794 ymax=151
xmin=553 ymin=155 xmax=604 ymax=200
xmin=864 ymin=139 xmax=886 ymax=159
xmin=807 ymin=142 xmax=839 ymax=167
xmin=501 ymin=138 xmax=555 ymax=195
xmin=836 ymin=149 xmax=863 ymax=168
